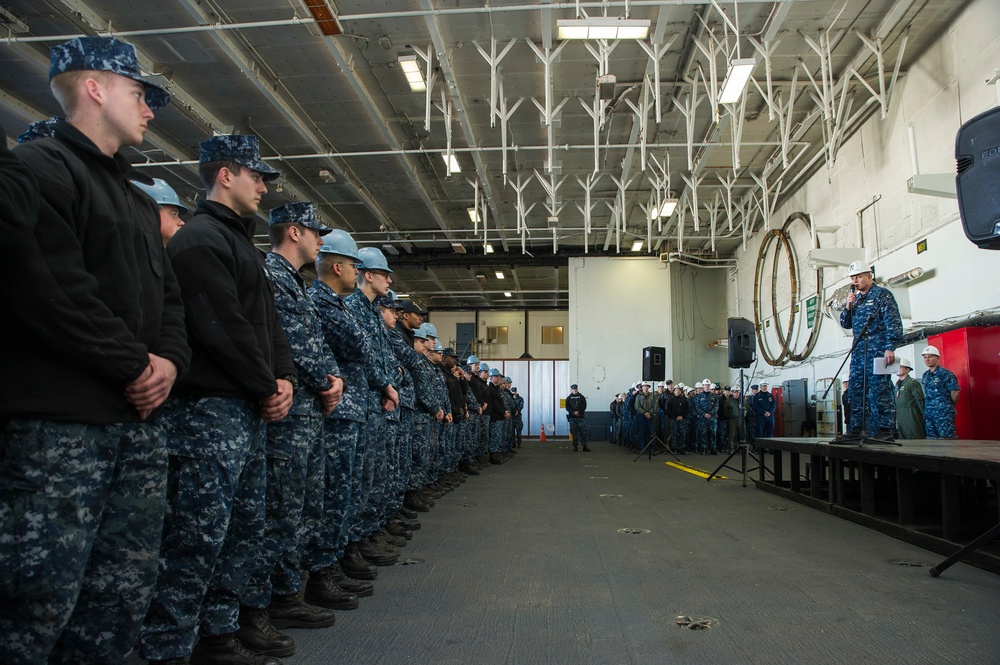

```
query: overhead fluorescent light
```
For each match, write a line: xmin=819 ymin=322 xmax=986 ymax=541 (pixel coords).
xmin=656 ymin=198 xmax=678 ymax=218
xmin=442 ymin=154 xmax=461 ymax=174
xmin=467 ymin=207 xmax=480 ymax=223
xmin=495 ymin=271 xmax=505 ymax=279
xmin=631 ymin=240 xmax=644 ymax=252
xmin=451 ymin=242 xmax=466 ymax=254
xmin=382 ymin=243 xmax=399 ymax=256
xmin=557 ymin=17 xmax=650 ymax=41
xmin=484 ymin=243 xmax=494 ymax=254
xmin=398 ymin=55 xmax=426 ymax=93
xmin=395 ymin=293 xmax=410 ymax=298
xmin=719 ymin=58 xmax=756 ymax=104
xmin=504 ymin=292 xmax=512 ymax=298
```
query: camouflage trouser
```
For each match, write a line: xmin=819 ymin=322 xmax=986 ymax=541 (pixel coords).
xmin=925 ymin=408 xmax=957 ymax=439
xmin=140 ymin=397 xmax=265 ymax=661
xmin=388 ymin=409 xmax=413 ymax=516
xmin=503 ymin=418 xmax=513 ymax=452
xmin=379 ymin=417 xmax=400 ymax=523
xmin=668 ymin=418 xmax=688 ymax=451
xmin=243 ymin=411 xmax=322 ymax=606
xmin=426 ymin=418 xmax=440 ymax=483
xmin=696 ymin=416 xmax=718 ymax=453
xmin=301 ymin=418 xmax=360 ymax=571
xmin=513 ymin=417 xmax=523 ymax=446
xmin=0 ymin=419 xmax=165 ymax=665
xmin=435 ymin=421 xmax=454 ymax=475
xmin=489 ymin=420 xmax=505 ymax=453
xmin=716 ymin=419 xmax=729 ymax=450
xmin=568 ymin=416 xmax=588 ymax=448
xmin=355 ymin=408 xmax=386 ymax=538
xmin=477 ymin=413 xmax=490 ymax=456
xmin=409 ymin=415 xmax=433 ymax=490
xmin=459 ymin=418 xmax=475 ymax=464
xmin=849 ymin=352 xmax=896 ymax=436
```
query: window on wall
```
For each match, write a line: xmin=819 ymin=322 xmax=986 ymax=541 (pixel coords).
xmin=541 ymin=326 xmax=564 ymax=344
xmin=487 ymin=326 xmax=508 ymax=344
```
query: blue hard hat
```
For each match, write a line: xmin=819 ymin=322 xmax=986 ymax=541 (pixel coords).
xmin=478 ymin=362 xmax=490 ymax=372
xmin=503 ymin=376 xmax=511 ymax=382
xmin=420 ymin=323 xmax=439 ymax=339
xmin=319 ymin=229 xmax=360 ymax=261
xmin=385 ymin=289 xmax=404 ymax=309
xmin=433 ymin=340 xmax=444 ymax=352
xmin=357 ymin=247 xmax=393 ymax=274
xmin=489 ymin=368 xmax=501 ymax=377
xmin=467 ymin=355 xmax=480 ymax=364
xmin=412 ymin=325 xmax=429 ymax=340
xmin=132 ymin=178 xmax=189 ymax=214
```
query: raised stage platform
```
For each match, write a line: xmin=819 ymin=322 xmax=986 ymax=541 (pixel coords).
xmin=754 ymin=437 xmax=1000 ymax=573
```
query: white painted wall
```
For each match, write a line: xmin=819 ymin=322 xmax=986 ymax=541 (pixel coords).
xmin=726 ymin=0 xmax=1000 ymax=397
xmin=427 ymin=309 xmax=569 ymax=359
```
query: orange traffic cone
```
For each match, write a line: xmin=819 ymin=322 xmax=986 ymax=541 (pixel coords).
xmin=539 ymin=425 xmax=547 ymax=442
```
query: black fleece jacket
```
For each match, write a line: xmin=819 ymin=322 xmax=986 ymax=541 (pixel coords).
xmin=167 ymin=199 xmax=294 ymax=401
xmin=3 ymin=120 xmax=190 ymax=424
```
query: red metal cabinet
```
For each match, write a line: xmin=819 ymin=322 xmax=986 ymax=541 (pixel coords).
xmin=927 ymin=326 xmax=1000 ymax=441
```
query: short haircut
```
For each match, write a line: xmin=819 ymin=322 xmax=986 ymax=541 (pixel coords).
xmin=199 ymin=160 xmax=243 ymax=192
xmin=316 ymin=253 xmax=338 ymax=277
xmin=50 ymin=70 xmax=111 ymax=117
xmin=268 ymin=222 xmax=295 ymax=247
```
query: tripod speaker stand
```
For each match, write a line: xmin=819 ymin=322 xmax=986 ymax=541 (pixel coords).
xmin=634 ymin=412 xmax=680 ymax=462
xmin=706 ymin=369 xmax=770 ymax=486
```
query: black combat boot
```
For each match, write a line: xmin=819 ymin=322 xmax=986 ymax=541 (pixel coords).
xmin=235 ymin=607 xmax=294 ymax=657
xmin=357 ymin=536 xmax=398 ymax=565
xmin=341 ymin=543 xmax=378 ymax=580
xmin=268 ymin=593 xmax=339 ymax=627
xmin=379 ymin=527 xmax=407 ymax=547
xmin=192 ymin=632 xmax=283 ymax=665
xmin=303 ymin=573 xmax=361 ymax=611
xmin=385 ymin=520 xmax=413 ymax=540
xmin=325 ymin=562 xmax=375 ymax=596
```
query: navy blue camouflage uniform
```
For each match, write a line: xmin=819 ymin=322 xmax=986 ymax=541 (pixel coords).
xmin=840 ymin=284 xmax=903 ymax=435
xmin=566 ymin=391 xmax=588 ymax=450
xmin=243 ymin=250 xmax=340 ymax=609
xmin=140 ymin=194 xmax=294 ymax=661
xmin=2 ymin=111 xmax=190 ymax=664
xmin=305 ymin=279 xmax=370 ymax=570
xmin=922 ymin=366 xmax=960 ymax=439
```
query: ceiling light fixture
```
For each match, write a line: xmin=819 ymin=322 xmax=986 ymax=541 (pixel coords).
xmin=398 ymin=55 xmax=426 ymax=93
xmin=719 ymin=58 xmax=756 ymax=104
xmin=467 ymin=207 xmax=480 ymax=223
xmin=656 ymin=198 xmax=678 ymax=218
xmin=631 ymin=240 xmax=644 ymax=252
xmin=451 ymin=242 xmax=467 ymax=254
xmin=304 ymin=0 xmax=344 ymax=37
xmin=442 ymin=154 xmax=461 ymax=174
xmin=557 ymin=17 xmax=650 ymax=41
xmin=495 ymin=271 xmax=505 ymax=279
xmin=504 ymin=292 xmax=512 ymax=298
xmin=484 ymin=243 xmax=494 ymax=254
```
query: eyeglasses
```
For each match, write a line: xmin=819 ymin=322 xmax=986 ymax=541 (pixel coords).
xmin=333 ymin=261 xmax=361 ymax=270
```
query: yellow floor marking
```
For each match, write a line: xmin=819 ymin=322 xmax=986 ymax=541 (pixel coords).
xmin=666 ymin=461 xmax=727 ymax=479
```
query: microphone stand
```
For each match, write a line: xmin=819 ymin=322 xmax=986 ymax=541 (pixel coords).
xmin=825 ymin=303 xmax=901 ymax=447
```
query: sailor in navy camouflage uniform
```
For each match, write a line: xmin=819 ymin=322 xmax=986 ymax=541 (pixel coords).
xmin=238 ymin=203 xmax=345 ymax=657
xmin=2 ymin=37 xmax=190 ymax=665
xmin=344 ymin=248 xmax=402 ymax=566
xmin=693 ymin=380 xmax=719 ymax=454
xmin=409 ymin=324 xmax=447 ymax=501
xmin=140 ymin=134 xmax=294 ymax=665
xmin=374 ymin=293 xmax=408 ymax=547
xmin=920 ymin=345 xmax=961 ymax=439
xmin=838 ymin=261 xmax=903 ymax=441
xmin=306 ymin=230 xmax=381 ymax=587
xmin=565 ymin=384 xmax=590 ymax=452
xmin=512 ymin=387 xmax=525 ymax=448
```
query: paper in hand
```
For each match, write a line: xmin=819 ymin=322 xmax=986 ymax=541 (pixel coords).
xmin=873 ymin=358 xmax=900 ymax=375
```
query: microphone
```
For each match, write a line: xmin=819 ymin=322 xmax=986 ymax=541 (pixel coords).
xmin=848 ymin=284 xmax=857 ymax=310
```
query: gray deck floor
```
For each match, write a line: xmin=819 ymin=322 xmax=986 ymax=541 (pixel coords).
xmin=277 ymin=441 xmax=1000 ymax=664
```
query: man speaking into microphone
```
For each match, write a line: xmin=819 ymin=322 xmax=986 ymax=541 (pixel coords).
xmin=838 ymin=261 xmax=903 ymax=442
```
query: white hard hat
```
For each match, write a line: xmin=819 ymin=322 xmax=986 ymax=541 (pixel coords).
xmin=848 ymin=261 xmax=872 ymax=277
xmin=921 ymin=345 xmax=940 ymax=357
xmin=898 ymin=357 xmax=913 ymax=369
xmin=702 ymin=378 xmax=711 ymax=385
xmin=710 ymin=383 xmax=717 ymax=390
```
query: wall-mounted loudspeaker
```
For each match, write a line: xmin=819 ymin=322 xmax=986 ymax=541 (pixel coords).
xmin=728 ymin=318 xmax=756 ymax=369
xmin=956 ymin=105 xmax=1000 ymax=250
xmin=642 ymin=346 xmax=666 ymax=382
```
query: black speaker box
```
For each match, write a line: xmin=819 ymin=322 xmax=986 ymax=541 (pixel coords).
xmin=956 ymin=105 xmax=1000 ymax=250
xmin=728 ymin=318 xmax=756 ymax=369
xmin=642 ymin=346 xmax=666 ymax=382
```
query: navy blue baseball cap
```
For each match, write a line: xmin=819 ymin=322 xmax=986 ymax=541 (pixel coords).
xmin=199 ymin=134 xmax=280 ymax=181
xmin=269 ymin=202 xmax=331 ymax=235
xmin=49 ymin=37 xmax=170 ymax=111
